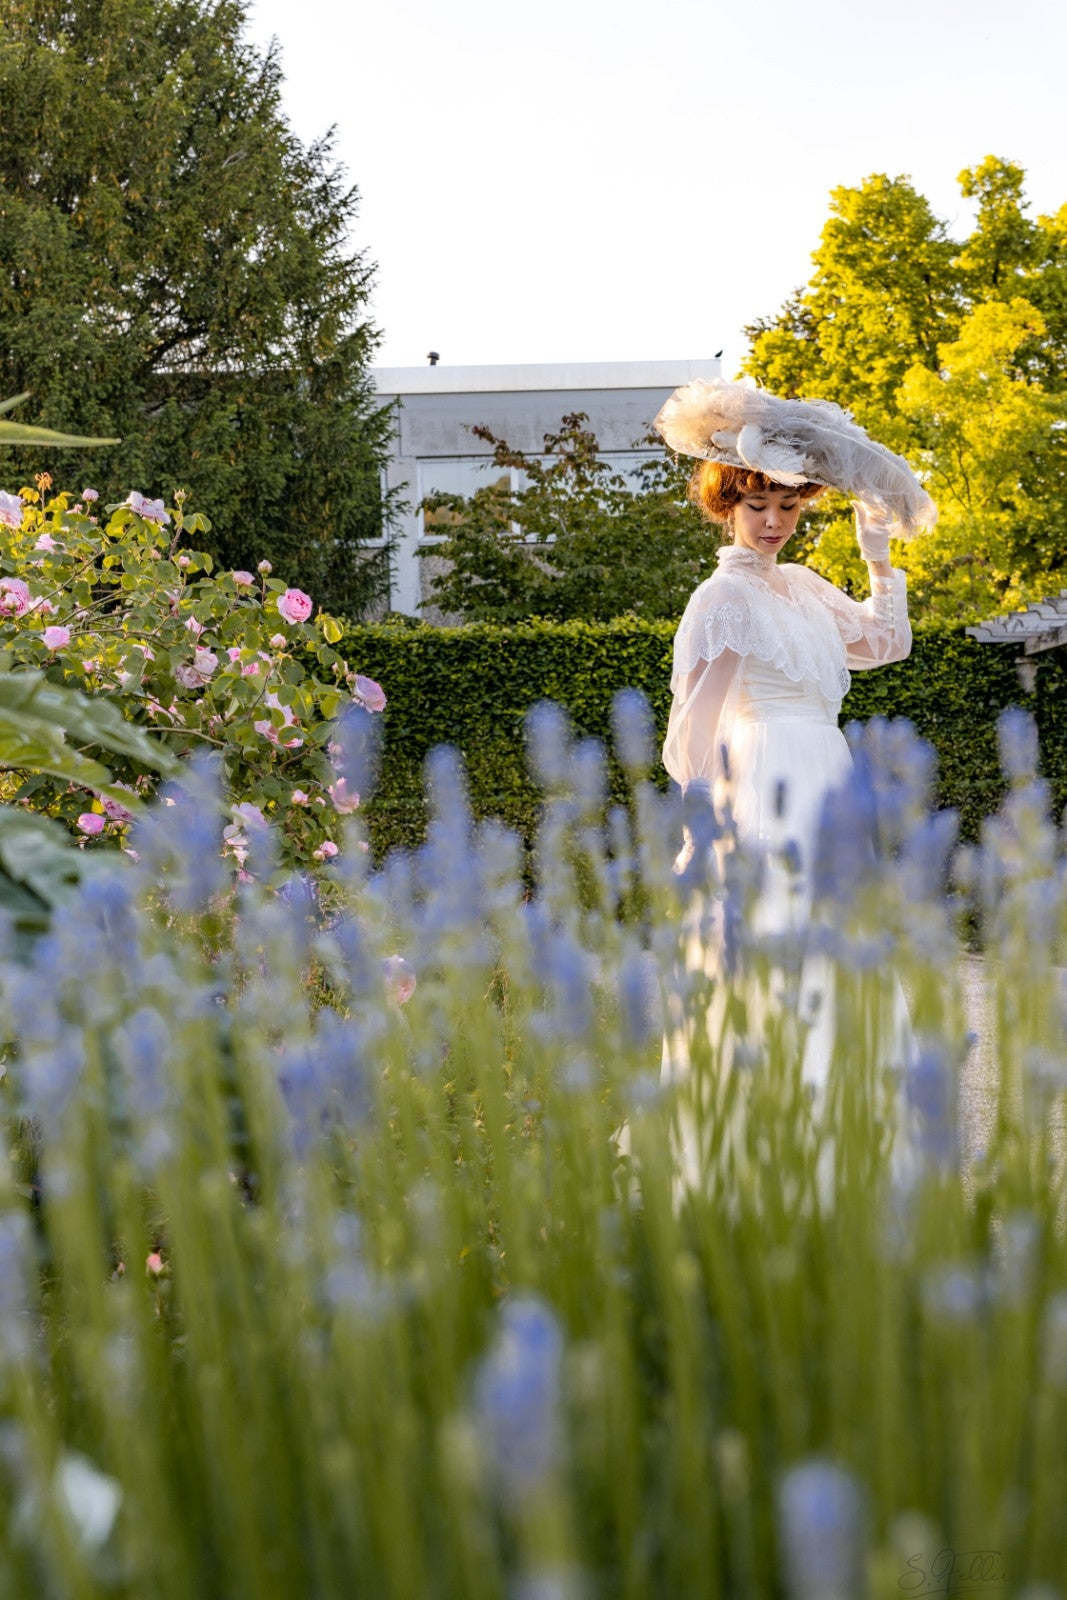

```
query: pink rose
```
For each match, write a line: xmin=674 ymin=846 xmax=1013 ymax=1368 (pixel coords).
xmin=42 ymin=626 xmax=70 ymax=649
xmin=269 ymin=634 xmax=287 ymax=650
xmin=263 ymin=689 xmax=297 ymax=726
xmin=34 ymin=532 xmax=57 ymax=551
xmin=232 ymin=802 xmax=266 ymax=830
xmin=0 ymin=578 xmax=33 ymax=618
xmin=312 ymin=840 xmax=338 ymax=862
xmin=146 ymin=1251 xmax=164 ymax=1277
xmin=254 ymin=721 xmax=301 ymax=750
xmin=222 ymin=824 xmax=249 ymax=866
xmin=276 ymin=587 xmax=313 ymax=625
xmin=232 ymin=570 xmax=255 ymax=586
xmin=328 ymin=779 xmax=361 ymax=814
xmin=177 ymin=554 xmax=191 ymax=569
xmin=0 ymin=491 xmax=23 ymax=529
xmin=175 ymin=647 xmax=218 ymax=689
xmin=291 ymin=789 xmax=310 ymax=806
xmin=126 ymin=491 xmax=170 ymax=526
xmin=82 ymin=488 xmax=99 ymax=503
xmin=185 ymin=617 xmax=203 ymax=636
xmin=241 ymin=662 xmax=261 ymax=678
xmin=226 ymin=646 xmax=242 ymax=662
xmin=353 ymin=674 xmax=387 ymax=713
xmin=382 ymin=955 xmax=417 ymax=1007
xmin=257 ymin=560 xmax=272 ymax=575
xmin=77 ymin=813 xmax=105 ymax=836
xmin=101 ymin=787 xmax=136 ymax=824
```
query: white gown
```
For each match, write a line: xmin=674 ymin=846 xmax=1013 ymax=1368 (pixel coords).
xmin=660 ymin=543 xmax=913 ymax=1167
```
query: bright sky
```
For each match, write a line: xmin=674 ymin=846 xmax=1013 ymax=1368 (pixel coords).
xmin=247 ymin=0 xmax=1066 ymax=378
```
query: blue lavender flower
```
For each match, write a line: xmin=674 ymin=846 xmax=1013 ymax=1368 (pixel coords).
xmin=111 ymin=1006 xmax=174 ymax=1173
xmin=412 ymin=746 xmax=494 ymax=970
xmin=277 ymin=1014 xmax=370 ymax=1158
xmin=904 ymin=1039 xmax=958 ymax=1169
xmin=322 ymin=1213 xmax=390 ymax=1318
xmin=134 ymin=762 xmax=227 ymax=912
xmin=618 ymin=948 xmax=661 ymax=1048
xmin=15 ymin=1015 xmax=86 ymax=1134
xmin=72 ymin=873 xmax=142 ymax=974
xmin=472 ymin=1295 xmax=565 ymax=1504
xmin=525 ymin=702 xmax=573 ymax=791
xmin=812 ymin=768 xmax=876 ymax=905
xmin=611 ymin=688 xmax=654 ymax=776
xmin=0 ymin=1211 xmax=34 ymax=1365
xmin=992 ymin=1211 xmax=1040 ymax=1308
xmin=921 ymin=1262 xmax=986 ymax=1322
xmin=673 ymin=778 xmax=721 ymax=898
xmin=510 ymin=1570 xmax=584 ymax=1600
xmin=524 ymin=911 xmax=594 ymax=1041
xmin=848 ymin=716 xmax=936 ymax=854
xmin=776 ymin=1457 xmax=866 ymax=1600
xmin=901 ymin=809 xmax=959 ymax=900
xmin=330 ymin=702 xmax=381 ymax=801
xmin=1040 ymin=1291 xmax=1067 ymax=1388
xmin=572 ymin=738 xmax=606 ymax=813
xmin=997 ymin=705 xmax=1040 ymax=783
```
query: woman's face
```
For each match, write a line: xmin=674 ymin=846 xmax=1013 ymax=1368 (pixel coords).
xmin=731 ymin=486 xmax=803 ymax=557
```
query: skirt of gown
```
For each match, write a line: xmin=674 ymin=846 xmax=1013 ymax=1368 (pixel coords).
xmin=661 ymin=662 xmax=914 ymax=1193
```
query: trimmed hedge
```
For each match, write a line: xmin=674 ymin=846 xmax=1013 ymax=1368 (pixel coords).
xmin=342 ymin=616 xmax=1066 ymax=857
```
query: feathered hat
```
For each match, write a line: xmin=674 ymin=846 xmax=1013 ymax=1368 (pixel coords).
xmin=654 ymin=377 xmax=936 ymax=533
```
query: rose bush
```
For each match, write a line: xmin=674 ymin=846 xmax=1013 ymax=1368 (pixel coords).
xmin=0 ymin=479 xmax=386 ymax=876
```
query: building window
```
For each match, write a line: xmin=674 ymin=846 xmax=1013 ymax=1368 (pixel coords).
xmin=418 ymin=450 xmax=661 ymax=538
xmin=419 ymin=458 xmax=511 ymax=536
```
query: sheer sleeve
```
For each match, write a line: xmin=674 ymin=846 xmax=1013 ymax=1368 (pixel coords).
xmin=662 ymin=648 xmax=741 ymax=789
xmin=790 ymin=564 xmax=912 ymax=669
xmin=662 ymin=573 xmax=756 ymax=789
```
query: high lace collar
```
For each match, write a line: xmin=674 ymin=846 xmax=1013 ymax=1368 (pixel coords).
xmin=717 ymin=543 xmax=780 ymax=573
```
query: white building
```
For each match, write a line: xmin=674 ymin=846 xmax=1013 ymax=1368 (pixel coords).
xmin=373 ymin=357 xmax=722 ymax=617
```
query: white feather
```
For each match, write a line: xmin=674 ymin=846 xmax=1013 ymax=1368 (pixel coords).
xmin=653 ymin=378 xmax=937 ymax=534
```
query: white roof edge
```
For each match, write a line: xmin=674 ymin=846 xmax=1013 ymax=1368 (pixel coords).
xmin=372 ymin=357 xmax=722 ymax=396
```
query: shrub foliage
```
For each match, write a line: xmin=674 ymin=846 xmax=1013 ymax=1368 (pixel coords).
xmin=343 ymin=616 xmax=1064 ymax=856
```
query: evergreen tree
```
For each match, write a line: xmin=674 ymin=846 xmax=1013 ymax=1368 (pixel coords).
xmin=0 ymin=0 xmax=393 ymax=615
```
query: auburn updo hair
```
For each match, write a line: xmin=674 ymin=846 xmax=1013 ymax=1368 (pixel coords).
xmin=688 ymin=461 xmax=825 ymax=529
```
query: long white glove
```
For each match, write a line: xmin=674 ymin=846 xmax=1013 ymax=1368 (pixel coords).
xmin=853 ymin=501 xmax=894 ymax=563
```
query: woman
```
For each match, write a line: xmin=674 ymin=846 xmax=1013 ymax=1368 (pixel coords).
xmin=653 ymin=378 xmax=933 ymax=1127
xmin=664 ymin=467 xmax=910 ymax=904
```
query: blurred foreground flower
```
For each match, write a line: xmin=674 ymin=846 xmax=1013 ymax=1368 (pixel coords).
xmin=381 ymin=955 xmax=416 ymax=1007
xmin=473 ymin=1296 xmax=565 ymax=1506
xmin=777 ymin=1458 xmax=866 ymax=1600
xmin=54 ymin=1453 xmax=122 ymax=1550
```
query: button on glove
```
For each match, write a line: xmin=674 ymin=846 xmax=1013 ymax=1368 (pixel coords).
xmin=853 ymin=501 xmax=894 ymax=563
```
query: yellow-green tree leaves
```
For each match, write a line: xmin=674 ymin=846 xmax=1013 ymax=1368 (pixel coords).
xmin=744 ymin=158 xmax=1067 ymax=620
